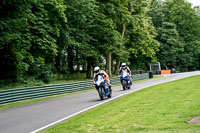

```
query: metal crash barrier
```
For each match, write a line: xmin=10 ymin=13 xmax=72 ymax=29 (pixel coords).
xmin=0 ymin=73 xmax=149 ymax=104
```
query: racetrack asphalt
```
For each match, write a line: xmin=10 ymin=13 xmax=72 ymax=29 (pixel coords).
xmin=0 ymin=71 xmax=200 ymax=133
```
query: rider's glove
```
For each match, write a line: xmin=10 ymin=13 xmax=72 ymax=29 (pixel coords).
xmin=104 ymin=76 xmax=108 ymax=82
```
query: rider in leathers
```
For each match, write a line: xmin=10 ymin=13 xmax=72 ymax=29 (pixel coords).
xmin=93 ymin=66 xmax=111 ymax=88
xmin=118 ymin=63 xmax=132 ymax=84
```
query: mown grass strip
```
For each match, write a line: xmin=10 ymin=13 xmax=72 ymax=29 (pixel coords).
xmin=43 ymin=75 xmax=200 ymax=133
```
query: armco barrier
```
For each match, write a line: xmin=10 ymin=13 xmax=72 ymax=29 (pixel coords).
xmin=0 ymin=73 xmax=149 ymax=104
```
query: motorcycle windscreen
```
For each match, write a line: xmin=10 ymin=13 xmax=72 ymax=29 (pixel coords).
xmin=96 ymin=75 xmax=104 ymax=86
xmin=122 ymin=71 xmax=129 ymax=78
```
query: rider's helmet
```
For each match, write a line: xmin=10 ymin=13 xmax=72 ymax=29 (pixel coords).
xmin=121 ymin=63 xmax=127 ymax=69
xmin=94 ymin=66 xmax=100 ymax=74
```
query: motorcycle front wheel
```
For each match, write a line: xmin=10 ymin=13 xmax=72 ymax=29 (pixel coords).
xmin=97 ymin=87 xmax=105 ymax=100
xmin=122 ymin=80 xmax=127 ymax=90
xmin=127 ymin=81 xmax=131 ymax=89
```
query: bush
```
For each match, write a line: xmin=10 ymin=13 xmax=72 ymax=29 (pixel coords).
xmin=37 ymin=65 xmax=55 ymax=83
xmin=28 ymin=59 xmax=55 ymax=83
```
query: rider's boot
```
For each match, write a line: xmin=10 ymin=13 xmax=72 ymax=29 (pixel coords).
xmin=107 ymin=79 xmax=111 ymax=86
xmin=109 ymin=86 xmax=112 ymax=93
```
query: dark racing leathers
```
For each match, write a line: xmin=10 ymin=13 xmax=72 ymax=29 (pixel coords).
xmin=118 ymin=66 xmax=132 ymax=85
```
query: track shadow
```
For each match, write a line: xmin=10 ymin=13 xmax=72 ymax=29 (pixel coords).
xmin=88 ymin=97 xmax=113 ymax=102
xmin=116 ymin=89 xmax=125 ymax=92
xmin=115 ymin=88 xmax=133 ymax=92
xmin=88 ymin=99 xmax=102 ymax=102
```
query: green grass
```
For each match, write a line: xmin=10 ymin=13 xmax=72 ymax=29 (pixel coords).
xmin=43 ymin=75 xmax=200 ymax=133
xmin=154 ymin=75 xmax=164 ymax=78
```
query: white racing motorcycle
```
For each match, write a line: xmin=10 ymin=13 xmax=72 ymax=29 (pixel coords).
xmin=93 ymin=75 xmax=112 ymax=100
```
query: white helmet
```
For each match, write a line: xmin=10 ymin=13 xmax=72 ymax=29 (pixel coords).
xmin=121 ymin=63 xmax=126 ymax=67
xmin=94 ymin=66 xmax=100 ymax=74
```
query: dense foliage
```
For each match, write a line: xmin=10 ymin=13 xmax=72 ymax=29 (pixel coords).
xmin=0 ymin=0 xmax=199 ymax=85
xmin=0 ymin=0 xmax=66 ymax=82
xmin=149 ymin=0 xmax=200 ymax=71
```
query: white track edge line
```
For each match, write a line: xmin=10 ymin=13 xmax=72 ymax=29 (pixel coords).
xmin=30 ymin=87 xmax=144 ymax=133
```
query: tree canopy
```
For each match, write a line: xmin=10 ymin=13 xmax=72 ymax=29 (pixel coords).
xmin=0 ymin=0 xmax=199 ymax=84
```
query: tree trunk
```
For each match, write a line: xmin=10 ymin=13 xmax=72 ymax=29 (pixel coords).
xmin=55 ymin=51 xmax=65 ymax=73
xmin=114 ymin=59 xmax=121 ymax=75
xmin=112 ymin=59 xmax=115 ymax=73
xmin=114 ymin=23 xmax=126 ymax=74
xmin=106 ymin=53 xmax=112 ymax=76
xmin=121 ymin=23 xmax=126 ymax=38
xmin=67 ymin=46 xmax=74 ymax=73
xmin=114 ymin=2 xmax=133 ymax=75
xmin=86 ymin=57 xmax=93 ymax=78
xmin=76 ymin=51 xmax=80 ymax=72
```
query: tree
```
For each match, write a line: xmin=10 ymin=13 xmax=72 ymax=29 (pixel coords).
xmin=0 ymin=0 xmax=66 ymax=81
xmin=126 ymin=0 xmax=160 ymax=70
xmin=157 ymin=22 xmax=184 ymax=70
xmin=149 ymin=0 xmax=200 ymax=71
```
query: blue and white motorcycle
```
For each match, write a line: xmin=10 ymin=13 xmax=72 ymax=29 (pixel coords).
xmin=94 ymin=75 xmax=112 ymax=100
xmin=120 ymin=71 xmax=132 ymax=90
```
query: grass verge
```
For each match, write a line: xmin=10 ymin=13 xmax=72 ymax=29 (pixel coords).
xmin=43 ymin=75 xmax=200 ymax=133
xmin=154 ymin=75 xmax=164 ymax=78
